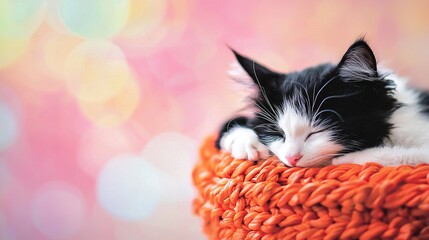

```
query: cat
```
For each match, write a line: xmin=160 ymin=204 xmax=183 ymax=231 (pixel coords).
xmin=216 ymin=39 xmax=429 ymax=167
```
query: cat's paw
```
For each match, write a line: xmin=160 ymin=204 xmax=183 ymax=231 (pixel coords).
xmin=220 ymin=127 xmax=269 ymax=161
xmin=332 ymin=151 xmax=378 ymax=165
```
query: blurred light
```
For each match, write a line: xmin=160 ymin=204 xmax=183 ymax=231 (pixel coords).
xmin=155 ymin=0 xmax=191 ymax=42
xmin=142 ymin=132 xmax=196 ymax=179
xmin=135 ymin=94 xmax=184 ymax=134
xmin=97 ymin=154 xmax=160 ymax=221
xmin=0 ymin=0 xmax=46 ymax=39
xmin=257 ymin=52 xmax=291 ymax=72
xmin=43 ymin=32 xmax=82 ymax=78
xmin=64 ymin=41 xmax=131 ymax=103
xmin=0 ymin=103 xmax=18 ymax=151
xmin=142 ymin=132 xmax=196 ymax=201
xmin=0 ymin=37 xmax=28 ymax=69
xmin=31 ymin=182 xmax=87 ymax=239
xmin=65 ymin=40 xmax=141 ymax=125
xmin=116 ymin=0 xmax=191 ymax=56
xmin=58 ymin=0 xmax=129 ymax=39
xmin=0 ymin=0 xmax=43 ymax=69
xmin=114 ymin=222 xmax=144 ymax=240
xmin=45 ymin=0 xmax=69 ymax=34
xmin=78 ymin=127 xmax=138 ymax=177
xmin=77 ymin=76 xmax=140 ymax=127
xmin=138 ymin=202 xmax=206 ymax=240
xmin=120 ymin=0 xmax=166 ymax=38
xmin=4 ymin=31 xmax=69 ymax=91
xmin=0 ymin=159 xmax=10 ymax=194
xmin=395 ymin=2 xmax=429 ymax=35
xmin=0 ymin=212 xmax=15 ymax=240
xmin=80 ymin=205 xmax=115 ymax=239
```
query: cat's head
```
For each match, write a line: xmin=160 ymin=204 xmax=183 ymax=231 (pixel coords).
xmin=233 ymin=40 xmax=398 ymax=167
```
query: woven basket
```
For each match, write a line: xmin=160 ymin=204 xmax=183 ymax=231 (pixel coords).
xmin=192 ymin=136 xmax=429 ymax=240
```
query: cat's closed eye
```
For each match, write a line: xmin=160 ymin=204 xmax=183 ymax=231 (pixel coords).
xmin=305 ymin=129 xmax=326 ymax=141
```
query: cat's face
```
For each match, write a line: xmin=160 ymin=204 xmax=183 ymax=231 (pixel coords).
xmin=234 ymin=40 xmax=398 ymax=167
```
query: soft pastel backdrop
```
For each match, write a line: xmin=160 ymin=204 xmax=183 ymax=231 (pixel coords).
xmin=1 ymin=0 xmax=429 ymax=239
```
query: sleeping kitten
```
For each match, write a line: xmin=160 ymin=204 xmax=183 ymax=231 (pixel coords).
xmin=216 ymin=39 xmax=429 ymax=167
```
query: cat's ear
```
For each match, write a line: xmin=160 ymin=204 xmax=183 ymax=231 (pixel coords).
xmin=231 ymin=49 xmax=281 ymax=85
xmin=338 ymin=40 xmax=378 ymax=80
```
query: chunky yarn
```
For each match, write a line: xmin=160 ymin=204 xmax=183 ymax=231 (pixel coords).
xmin=192 ymin=136 xmax=429 ymax=239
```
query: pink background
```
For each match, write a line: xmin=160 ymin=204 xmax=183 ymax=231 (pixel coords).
xmin=1 ymin=0 xmax=429 ymax=239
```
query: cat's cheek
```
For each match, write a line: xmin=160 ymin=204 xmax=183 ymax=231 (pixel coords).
xmin=297 ymin=133 xmax=343 ymax=166
xmin=268 ymin=140 xmax=292 ymax=166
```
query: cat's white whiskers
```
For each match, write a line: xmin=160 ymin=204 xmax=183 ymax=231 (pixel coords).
xmin=225 ymin=116 xmax=247 ymax=132
xmin=284 ymin=80 xmax=312 ymax=115
xmin=313 ymin=109 xmax=344 ymax=123
xmin=312 ymin=92 xmax=358 ymax=123
xmin=312 ymin=83 xmax=317 ymax=116
xmin=256 ymin=112 xmax=276 ymax=124
xmin=247 ymin=98 xmax=275 ymax=122
xmin=311 ymin=76 xmax=337 ymax=114
xmin=253 ymin=122 xmax=278 ymax=130
xmin=252 ymin=100 xmax=277 ymax=124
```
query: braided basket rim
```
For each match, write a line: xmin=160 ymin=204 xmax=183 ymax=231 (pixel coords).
xmin=192 ymin=136 xmax=429 ymax=240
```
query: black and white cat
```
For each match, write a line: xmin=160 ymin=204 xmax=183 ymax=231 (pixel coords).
xmin=216 ymin=39 xmax=429 ymax=167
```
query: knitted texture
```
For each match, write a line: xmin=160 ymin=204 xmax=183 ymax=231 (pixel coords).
xmin=192 ymin=136 xmax=429 ymax=240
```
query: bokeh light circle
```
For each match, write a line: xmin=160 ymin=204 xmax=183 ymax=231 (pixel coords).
xmin=0 ymin=37 xmax=28 ymax=69
xmin=78 ymin=127 xmax=138 ymax=177
xmin=114 ymin=222 xmax=144 ymax=240
xmin=135 ymin=94 xmax=184 ymax=134
xmin=64 ymin=41 xmax=131 ymax=103
xmin=97 ymin=154 xmax=161 ymax=221
xmin=0 ymin=0 xmax=47 ymax=39
xmin=0 ymin=103 xmax=18 ymax=151
xmin=0 ymin=0 xmax=37 ymax=74
xmin=77 ymin=76 xmax=140 ymax=127
xmin=64 ymin=40 xmax=140 ymax=127
xmin=142 ymin=132 xmax=196 ymax=179
xmin=119 ymin=0 xmax=166 ymax=38
xmin=58 ymin=0 xmax=129 ymax=39
xmin=142 ymin=132 xmax=197 ymax=201
xmin=31 ymin=182 xmax=87 ymax=239
xmin=43 ymin=32 xmax=82 ymax=78
xmin=116 ymin=0 xmax=192 ymax=56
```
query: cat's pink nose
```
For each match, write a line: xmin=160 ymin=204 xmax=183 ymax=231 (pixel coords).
xmin=286 ymin=154 xmax=303 ymax=166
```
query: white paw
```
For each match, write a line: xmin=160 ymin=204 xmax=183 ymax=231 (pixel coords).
xmin=220 ymin=127 xmax=269 ymax=161
xmin=332 ymin=151 xmax=378 ymax=165
xmin=332 ymin=155 xmax=364 ymax=165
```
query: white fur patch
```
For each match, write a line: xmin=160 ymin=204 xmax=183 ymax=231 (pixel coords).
xmin=220 ymin=126 xmax=269 ymax=161
xmin=384 ymin=73 xmax=429 ymax=147
xmin=268 ymin=104 xmax=343 ymax=167
xmin=333 ymin=146 xmax=429 ymax=166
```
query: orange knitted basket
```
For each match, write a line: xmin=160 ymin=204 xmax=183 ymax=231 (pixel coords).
xmin=192 ymin=136 xmax=429 ymax=240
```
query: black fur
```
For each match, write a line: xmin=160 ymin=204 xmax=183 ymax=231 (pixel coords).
xmin=217 ymin=40 xmax=400 ymax=154
xmin=417 ymin=91 xmax=429 ymax=114
xmin=215 ymin=116 xmax=248 ymax=149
